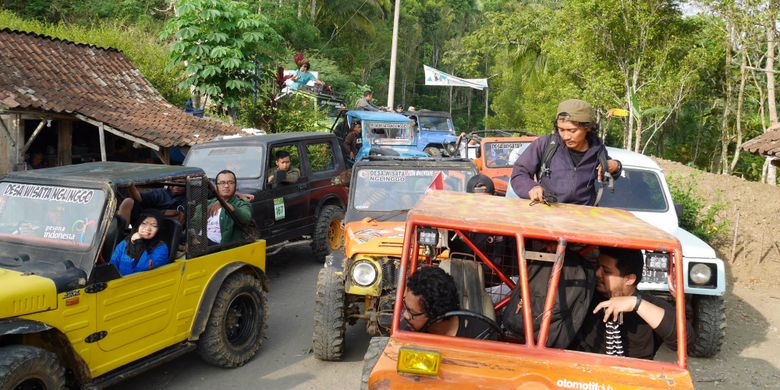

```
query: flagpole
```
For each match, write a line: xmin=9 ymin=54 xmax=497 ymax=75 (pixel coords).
xmin=387 ymin=0 xmax=401 ymax=108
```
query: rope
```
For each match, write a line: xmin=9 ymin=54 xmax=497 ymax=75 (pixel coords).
xmin=318 ymin=0 xmax=371 ymax=51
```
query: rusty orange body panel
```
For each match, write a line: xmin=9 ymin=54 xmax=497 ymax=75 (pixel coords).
xmin=476 ymin=136 xmax=537 ymax=195
xmin=367 ymin=191 xmax=692 ymax=389
xmin=344 ymin=220 xmax=406 ymax=258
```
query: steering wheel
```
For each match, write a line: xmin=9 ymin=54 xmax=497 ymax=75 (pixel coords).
xmin=422 ymin=310 xmax=501 ymax=340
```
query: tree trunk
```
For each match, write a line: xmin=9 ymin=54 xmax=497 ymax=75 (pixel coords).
xmin=766 ymin=9 xmax=778 ymax=184
xmin=625 ymin=88 xmax=633 ymax=149
xmin=720 ymin=23 xmax=734 ymax=175
xmin=730 ymin=51 xmax=748 ymax=173
xmin=311 ymin=0 xmax=316 ymax=21
xmin=634 ymin=116 xmax=642 ymax=153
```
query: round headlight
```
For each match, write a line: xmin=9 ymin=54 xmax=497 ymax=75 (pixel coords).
xmin=689 ymin=263 xmax=712 ymax=285
xmin=352 ymin=262 xmax=378 ymax=287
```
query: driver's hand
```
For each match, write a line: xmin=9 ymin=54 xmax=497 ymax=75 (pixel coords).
xmin=593 ymin=296 xmax=639 ymax=322
xmin=267 ymin=175 xmax=274 ymax=183
xmin=237 ymin=193 xmax=255 ymax=202
xmin=528 ymin=186 xmax=544 ymax=202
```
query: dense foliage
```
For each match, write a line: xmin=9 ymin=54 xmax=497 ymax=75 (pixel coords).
xmin=0 ymin=0 xmax=778 ymax=184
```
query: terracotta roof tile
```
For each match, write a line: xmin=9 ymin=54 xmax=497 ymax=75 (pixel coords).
xmin=742 ymin=125 xmax=780 ymax=158
xmin=0 ymin=29 xmax=240 ymax=148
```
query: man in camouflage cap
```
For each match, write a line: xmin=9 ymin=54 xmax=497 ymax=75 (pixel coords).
xmin=508 ymin=99 xmax=622 ymax=206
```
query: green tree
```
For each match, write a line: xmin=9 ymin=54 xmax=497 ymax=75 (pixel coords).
xmin=160 ymin=0 xmax=284 ymax=115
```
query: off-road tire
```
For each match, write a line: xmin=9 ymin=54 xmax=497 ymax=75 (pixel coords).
xmin=312 ymin=267 xmax=346 ymax=361
xmin=0 ymin=345 xmax=66 ymax=390
xmin=311 ymin=205 xmax=345 ymax=263
xmin=198 ymin=273 xmax=268 ymax=367
xmin=360 ymin=337 xmax=389 ymax=390
xmin=424 ymin=146 xmax=442 ymax=158
xmin=688 ymin=295 xmax=725 ymax=358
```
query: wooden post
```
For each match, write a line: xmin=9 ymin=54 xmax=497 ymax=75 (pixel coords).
xmin=21 ymin=119 xmax=46 ymax=155
xmin=98 ymin=122 xmax=107 ymax=162
xmin=58 ymin=119 xmax=72 ymax=166
xmin=153 ymin=148 xmax=171 ymax=165
xmin=730 ymin=206 xmax=740 ymax=263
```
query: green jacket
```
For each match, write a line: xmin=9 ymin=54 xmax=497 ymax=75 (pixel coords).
xmin=206 ymin=196 xmax=252 ymax=244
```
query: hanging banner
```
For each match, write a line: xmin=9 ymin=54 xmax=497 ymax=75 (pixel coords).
xmin=423 ymin=65 xmax=488 ymax=91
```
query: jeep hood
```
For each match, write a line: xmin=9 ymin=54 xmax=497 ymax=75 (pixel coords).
xmin=346 ymin=220 xmax=407 ymax=257
xmin=0 ymin=268 xmax=58 ymax=318
xmin=672 ymin=227 xmax=718 ymax=259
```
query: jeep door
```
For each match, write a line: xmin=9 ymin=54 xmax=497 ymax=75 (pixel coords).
xmin=90 ymin=261 xmax=184 ymax=374
xmin=254 ymin=142 xmax=311 ymax=243
xmin=301 ymin=138 xmax=346 ymax=220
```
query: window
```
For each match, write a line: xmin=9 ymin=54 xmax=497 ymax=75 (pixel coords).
xmin=306 ymin=142 xmax=336 ymax=173
xmin=267 ymin=144 xmax=302 ymax=187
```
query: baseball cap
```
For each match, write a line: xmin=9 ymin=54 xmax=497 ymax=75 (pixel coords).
xmin=556 ymin=99 xmax=594 ymax=123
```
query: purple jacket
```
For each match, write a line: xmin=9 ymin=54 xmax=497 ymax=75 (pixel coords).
xmin=510 ymin=134 xmax=618 ymax=206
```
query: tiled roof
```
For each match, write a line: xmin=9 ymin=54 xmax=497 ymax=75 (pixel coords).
xmin=0 ymin=29 xmax=240 ymax=148
xmin=742 ymin=124 xmax=780 ymax=158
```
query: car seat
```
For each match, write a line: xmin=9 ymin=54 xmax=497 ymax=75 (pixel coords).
xmin=101 ymin=215 xmax=127 ymax=263
xmin=156 ymin=218 xmax=183 ymax=263
xmin=439 ymin=258 xmax=496 ymax=321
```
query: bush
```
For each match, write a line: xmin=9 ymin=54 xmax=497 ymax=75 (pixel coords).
xmin=666 ymin=173 xmax=728 ymax=243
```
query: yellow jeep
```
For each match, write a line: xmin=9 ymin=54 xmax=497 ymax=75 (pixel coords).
xmin=312 ymin=157 xmax=477 ymax=360
xmin=0 ymin=162 xmax=268 ymax=389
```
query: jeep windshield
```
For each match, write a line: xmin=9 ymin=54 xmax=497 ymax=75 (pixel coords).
xmin=418 ymin=115 xmax=454 ymax=133
xmin=351 ymin=167 xmax=476 ymax=218
xmin=484 ymin=141 xmax=531 ymax=168
xmin=365 ymin=122 xmax=415 ymax=146
xmin=597 ymin=168 xmax=668 ymax=211
xmin=185 ymin=145 xmax=264 ymax=179
xmin=0 ymin=182 xmax=106 ymax=250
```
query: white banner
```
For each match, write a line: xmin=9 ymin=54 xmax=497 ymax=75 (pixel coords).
xmin=423 ymin=65 xmax=488 ymax=90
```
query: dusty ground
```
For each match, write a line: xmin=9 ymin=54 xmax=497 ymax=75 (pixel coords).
xmin=653 ymin=158 xmax=780 ymax=388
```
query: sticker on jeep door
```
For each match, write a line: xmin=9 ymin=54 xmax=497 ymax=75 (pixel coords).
xmin=273 ymin=197 xmax=285 ymax=220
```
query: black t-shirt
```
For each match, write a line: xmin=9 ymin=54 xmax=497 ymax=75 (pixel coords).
xmin=568 ymin=148 xmax=586 ymax=167
xmin=456 ymin=315 xmax=497 ymax=340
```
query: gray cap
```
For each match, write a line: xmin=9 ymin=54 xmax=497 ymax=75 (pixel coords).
xmin=556 ymin=99 xmax=594 ymax=123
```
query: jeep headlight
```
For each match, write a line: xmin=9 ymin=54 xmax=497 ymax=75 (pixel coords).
xmin=689 ymin=263 xmax=713 ymax=285
xmin=352 ymin=261 xmax=378 ymax=287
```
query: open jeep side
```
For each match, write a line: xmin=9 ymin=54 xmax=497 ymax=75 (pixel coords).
xmin=311 ymin=157 xmax=477 ymax=361
xmin=0 ymin=162 xmax=268 ymax=389
xmin=362 ymin=191 xmax=693 ymax=389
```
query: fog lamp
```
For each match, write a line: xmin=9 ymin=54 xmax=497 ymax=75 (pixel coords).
xmin=397 ymin=347 xmax=440 ymax=376
xmin=689 ymin=263 xmax=713 ymax=285
xmin=352 ymin=261 xmax=377 ymax=287
xmin=417 ymin=227 xmax=439 ymax=246
xmin=645 ymin=252 xmax=668 ymax=271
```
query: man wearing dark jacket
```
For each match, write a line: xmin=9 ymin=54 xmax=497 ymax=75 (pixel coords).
xmin=509 ymin=99 xmax=621 ymax=205
xmin=570 ymin=247 xmax=695 ymax=359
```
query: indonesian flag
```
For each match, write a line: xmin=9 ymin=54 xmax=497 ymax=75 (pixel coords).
xmin=426 ymin=172 xmax=445 ymax=192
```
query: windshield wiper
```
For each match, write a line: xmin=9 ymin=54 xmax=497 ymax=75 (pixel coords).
xmin=367 ymin=210 xmax=408 ymax=223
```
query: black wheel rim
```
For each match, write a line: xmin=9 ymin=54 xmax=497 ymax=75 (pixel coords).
xmin=15 ymin=378 xmax=47 ymax=390
xmin=224 ymin=292 xmax=258 ymax=346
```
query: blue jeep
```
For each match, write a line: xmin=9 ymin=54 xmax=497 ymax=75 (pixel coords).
xmin=332 ymin=110 xmax=429 ymax=163
xmin=405 ymin=110 xmax=459 ymax=157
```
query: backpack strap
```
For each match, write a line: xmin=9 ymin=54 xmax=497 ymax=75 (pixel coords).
xmin=593 ymin=145 xmax=614 ymax=206
xmin=536 ymin=135 xmax=559 ymax=182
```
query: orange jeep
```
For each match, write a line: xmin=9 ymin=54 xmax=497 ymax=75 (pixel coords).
xmin=312 ymin=157 xmax=478 ymax=361
xmin=362 ymin=191 xmax=693 ymax=389
xmin=457 ymin=130 xmax=537 ymax=195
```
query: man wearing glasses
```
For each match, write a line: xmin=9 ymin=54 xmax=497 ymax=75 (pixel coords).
xmin=206 ymin=170 xmax=252 ymax=245
xmin=401 ymin=267 xmax=496 ymax=340
xmin=508 ymin=99 xmax=622 ymax=206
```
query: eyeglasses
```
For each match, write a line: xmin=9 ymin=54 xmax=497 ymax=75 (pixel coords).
xmin=402 ymin=298 xmax=426 ymax=320
xmin=216 ymin=180 xmax=236 ymax=187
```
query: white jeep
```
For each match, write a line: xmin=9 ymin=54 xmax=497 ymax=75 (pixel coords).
xmin=601 ymin=147 xmax=726 ymax=358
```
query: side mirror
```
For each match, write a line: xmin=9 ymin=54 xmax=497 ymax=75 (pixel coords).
xmin=674 ymin=203 xmax=683 ymax=217
xmin=273 ymin=169 xmax=287 ymax=188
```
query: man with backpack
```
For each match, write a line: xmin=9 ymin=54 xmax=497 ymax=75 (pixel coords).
xmin=508 ymin=99 xmax=622 ymax=206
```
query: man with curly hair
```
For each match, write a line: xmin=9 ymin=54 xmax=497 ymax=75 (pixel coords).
xmin=402 ymin=267 xmax=495 ymax=339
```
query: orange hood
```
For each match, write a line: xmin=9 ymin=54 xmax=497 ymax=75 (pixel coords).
xmin=345 ymin=220 xmax=407 ymax=257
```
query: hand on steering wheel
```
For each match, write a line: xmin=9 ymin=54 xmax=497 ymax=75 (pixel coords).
xmin=422 ymin=310 xmax=501 ymax=340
